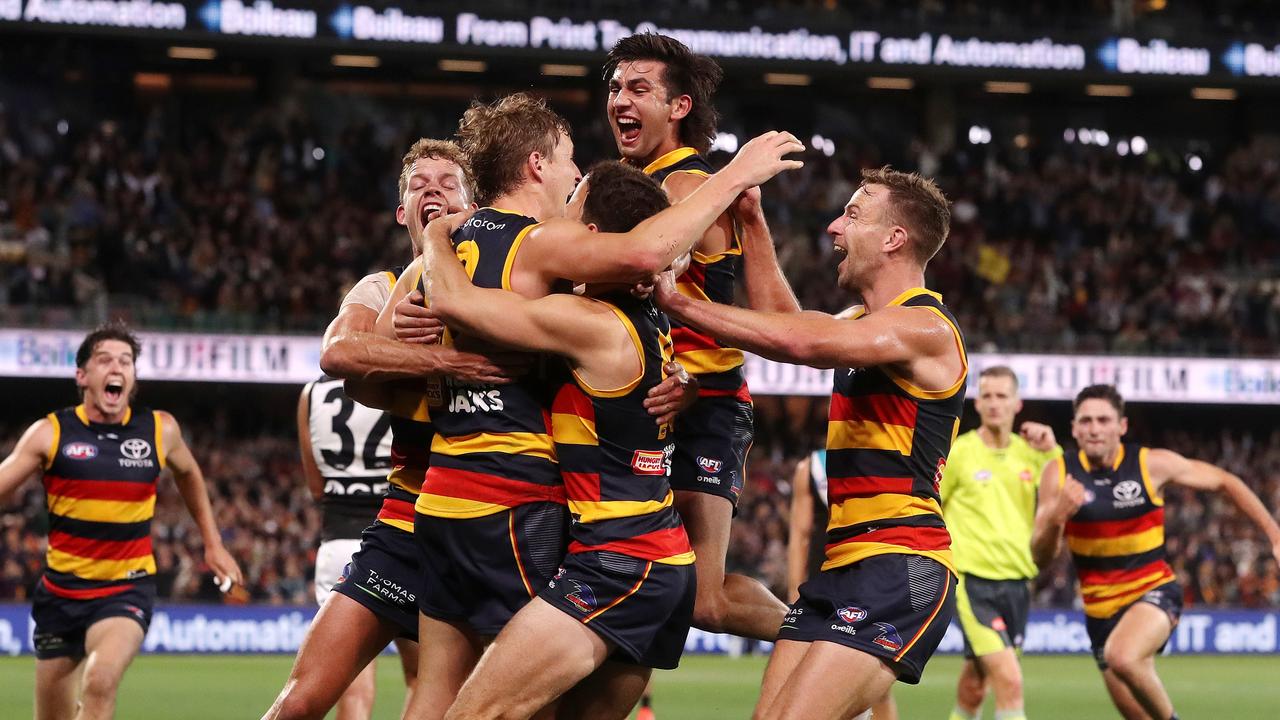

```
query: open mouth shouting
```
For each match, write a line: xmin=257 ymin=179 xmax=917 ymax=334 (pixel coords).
xmin=104 ymin=378 xmax=126 ymax=404
xmin=615 ymin=117 xmax=642 ymax=147
xmin=419 ymin=198 xmax=447 ymax=225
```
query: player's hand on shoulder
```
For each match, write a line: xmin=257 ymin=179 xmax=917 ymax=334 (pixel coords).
xmin=651 ymin=270 xmax=681 ymax=310
xmin=394 ymin=291 xmax=445 ymax=344
xmin=1020 ymin=421 xmax=1057 ymax=451
xmin=724 ymin=131 xmax=806 ymax=187
xmin=1057 ymin=474 xmax=1087 ymax=519
xmin=644 ymin=361 xmax=699 ymax=426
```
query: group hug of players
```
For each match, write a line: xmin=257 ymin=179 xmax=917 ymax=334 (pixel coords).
xmin=2 ymin=31 xmax=1279 ymax=720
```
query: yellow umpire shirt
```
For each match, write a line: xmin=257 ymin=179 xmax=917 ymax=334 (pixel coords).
xmin=940 ymin=431 xmax=1062 ymax=580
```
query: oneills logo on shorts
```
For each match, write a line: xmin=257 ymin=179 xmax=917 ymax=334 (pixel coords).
xmin=631 ymin=450 xmax=666 ymax=476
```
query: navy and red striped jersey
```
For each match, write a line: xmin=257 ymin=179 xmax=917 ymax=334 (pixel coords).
xmin=822 ymin=289 xmax=967 ymax=574
xmin=643 ymin=147 xmax=747 ymax=397
xmin=417 ymin=207 xmax=566 ymax=518
xmin=1060 ymin=444 xmax=1175 ymax=619
xmin=551 ymin=294 xmax=694 ymax=565
xmin=41 ymin=405 xmax=164 ymax=599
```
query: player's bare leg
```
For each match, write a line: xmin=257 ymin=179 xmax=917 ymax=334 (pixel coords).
xmin=871 ymin=690 xmax=898 ymax=720
xmin=264 ymin=594 xmax=399 ymax=720
xmin=444 ymin=598 xmax=611 ymax=720
xmin=334 ymin=660 xmax=377 ymax=720
xmin=1101 ymin=670 xmax=1154 ymax=720
xmin=402 ymin=614 xmax=482 ymax=720
xmin=393 ymin=638 xmax=420 ymax=717
xmin=556 ymin=660 xmax=651 ymax=720
xmin=953 ymin=658 xmax=987 ymax=717
xmin=675 ymin=491 xmax=788 ymax=640
xmin=1101 ymin=602 xmax=1176 ymax=720
xmin=76 ymin=617 xmax=145 ymax=720
xmin=35 ymin=655 xmax=81 ymax=720
xmin=753 ymin=640 xmax=895 ymax=720
xmin=978 ymin=648 xmax=1023 ymax=715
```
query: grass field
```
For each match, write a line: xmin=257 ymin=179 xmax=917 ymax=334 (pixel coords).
xmin=1 ymin=654 xmax=1277 ymax=718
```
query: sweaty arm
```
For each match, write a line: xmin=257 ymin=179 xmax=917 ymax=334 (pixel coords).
xmin=0 ymin=419 xmax=53 ymax=506
xmin=296 ymin=385 xmax=324 ymax=502
xmin=1147 ymin=449 xmax=1280 ymax=558
xmin=160 ymin=412 xmax=244 ymax=587
xmin=519 ymin=131 xmax=805 ymax=285
xmin=658 ymin=281 xmax=960 ymax=383
xmin=786 ymin=456 xmax=814 ymax=603
xmin=422 ymin=226 xmax=630 ymax=387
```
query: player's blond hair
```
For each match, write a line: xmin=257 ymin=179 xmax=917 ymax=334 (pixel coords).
xmin=457 ymin=93 xmax=572 ymax=205
xmin=860 ymin=166 xmax=951 ymax=268
xmin=397 ymin=138 xmax=474 ymax=203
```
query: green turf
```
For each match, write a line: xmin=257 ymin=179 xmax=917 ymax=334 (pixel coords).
xmin=1 ymin=654 xmax=1277 ymax=718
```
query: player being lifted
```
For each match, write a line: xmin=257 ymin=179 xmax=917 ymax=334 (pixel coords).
xmin=1032 ymin=385 xmax=1280 ymax=720
xmin=381 ymin=94 xmax=803 ymax=719
xmin=941 ymin=366 xmax=1061 ymax=720
xmin=654 ymin=167 xmax=963 ymax=720
xmin=264 ymin=140 xmax=515 ymax=720
xmin=0 ymin=323 xmax=242 ymax=720
xmin=604 ymin=31 xmax=799 ymax=644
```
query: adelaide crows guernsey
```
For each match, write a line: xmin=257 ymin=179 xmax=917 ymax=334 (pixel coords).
xmin=823 ymin=288 xmax=967 ymax=574
xmin=306 ymin=375 xmax=392 ymax=540
xmin=643 ymin=147 xmax=747 ymax=396
xmin=1060 ymin=444 xmax=1175 ymax=619
xmin=551 ymin=293 xmax=694 ymax=565
xmin=417 ymin=207 xmax=565 ymax=518
xmin=41 ymin=405 xmax=163 ymax=599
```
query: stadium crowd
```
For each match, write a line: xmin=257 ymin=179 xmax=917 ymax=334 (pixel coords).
xmin=3 ymin=410 xmax=1278 ymax=609
xmin=2 ymin=90 xmax=1278 ymax=355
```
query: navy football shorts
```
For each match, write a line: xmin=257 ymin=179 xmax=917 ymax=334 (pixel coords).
xmin=332 ymin=520 xmax=423 ymax=640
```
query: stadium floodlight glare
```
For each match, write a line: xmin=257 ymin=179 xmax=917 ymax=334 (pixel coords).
xmin=968 ymin=126 xmax=992 ymax=145
xmin=168 ymin=47 xmax=217 ymax=61
xmin=1130 ymin=136 xmax=1148 ymax=155
xmin=56 ymin=120 xmax=69 ymax=136
xmin=1187 ymin=154 xmax=1204 ymax=171
xmin=332 ymin=54 xmax=381 ymax=68
xmin=984 ymin=81 xmax=1031 ymax=94
xmin=134 ymin=73 xmax=172 ymax=90
xmin=1086 ymin=84 xmax=1133 ymax=97
xmin=866 ymin=77 xmax=914 ymax=90
xmin=439 ymin=59 xmax=487 ymax=73
xmin=1095 ymin=130 xmax=1111 ymax=147
xmin=1063 ymin=128 xmax=1076 ymax=143
xmin=1078 ymin=128 xmax=1094 ymax=145
xmin=541 ymin=64 xmax=589 ymax=77
xmin=1191 ymin=87 xmax=1237 ymax=101
xmin=1117 ymin=140 xmax=1130 ymax=156
xmin=764 ymin=73 xmax=811 ymax=86
xmin=711 ymin=132 xmax=739 ymax=153
xmin=312 ymin=147 xmax=325 ymax=161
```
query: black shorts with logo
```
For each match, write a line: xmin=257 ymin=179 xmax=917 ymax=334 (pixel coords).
xmin=540 ymin=550 xmax=696 ymax=670
xmin=1086 ymin=580 xmax=1183 ymax=670
xmin=32 ymin=578 xmax=156 ymax=660
xmin=669 ymin=396 xmax=753 ymax=509
xmin=956 ymin=574 xmax=1031 ymax=659
xmin=778 ymin=554 xmax=957 ymax=684
xmin=332 ymin=521 xmax=423 ymax=640
xmin=415 ymin=501 xmax=568 ymax=636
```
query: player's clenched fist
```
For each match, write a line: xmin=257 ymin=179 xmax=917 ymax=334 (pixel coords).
xmin=1055 ymin=474 xmax=1087 ymax=520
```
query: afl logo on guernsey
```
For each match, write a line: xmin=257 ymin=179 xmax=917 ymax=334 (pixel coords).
xmin=63 ymin=443 xmax=98 ymax=460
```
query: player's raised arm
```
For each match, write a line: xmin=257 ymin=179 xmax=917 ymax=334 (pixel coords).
xmin=520 ymin=131 xmax=805 ymax=285
xmin=158 ymin=411 xmax=243 ymax=589
xmin=295 ymin=385 xmax=324 ymax=502
xmin=1030 ymin=459 xmax=1085 ymax=569
xmin=0 ymin=418 xmax=53 ymax=506
xmin=1146 ymin=448 xmax=1280 ymax=560
xmin=723 ymin=184 xmax=801 ymax=313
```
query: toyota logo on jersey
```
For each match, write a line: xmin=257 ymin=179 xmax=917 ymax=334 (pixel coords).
xmin=121 ymin=438 xmax=152 ymax=460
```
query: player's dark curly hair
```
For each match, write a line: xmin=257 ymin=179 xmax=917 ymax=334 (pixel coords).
xmin=1074 ymin=384 xmax=1125 ymax=416
xmin=580 ymin=161 xmax=671 ymax=233
xmin=604 ymin=33 xmax=723 ymax=154
xmin=76 ymin=321 xmax=141 ymax=369
xmin=457 ymin=93 xmax=572 ymax=205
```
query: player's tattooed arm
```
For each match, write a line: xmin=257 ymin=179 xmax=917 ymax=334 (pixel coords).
xmin=521 ymin=131 xmax=805 ymax=285
xmin=1146 ymin=449 xmax=1280 ymax=560
xmin=1030 ymin=459 xmax=1086 ymax=569
xmin=0 ymin=418 xmax=53 ymax=506
xmin=159 ymin=411 xmax=245 ymax=589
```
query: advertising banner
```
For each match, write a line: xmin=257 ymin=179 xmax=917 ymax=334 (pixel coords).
xmin=0 ymin=604 xmax=1275 ymax=655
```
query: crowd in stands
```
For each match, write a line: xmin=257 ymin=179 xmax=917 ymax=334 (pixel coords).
xmin=2 ymin=81 xmax=1277 ymax=355
xmin=3 ymin=408 xmax=1278 ymax=611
